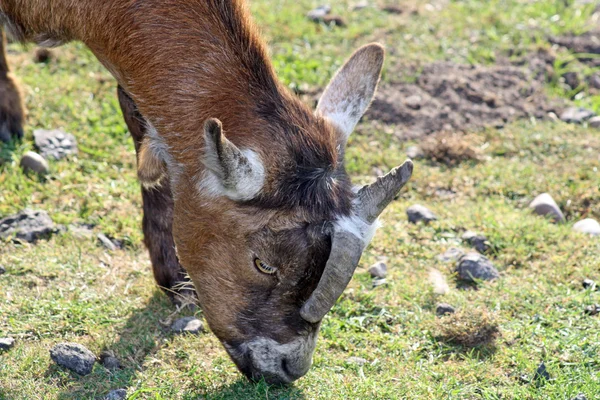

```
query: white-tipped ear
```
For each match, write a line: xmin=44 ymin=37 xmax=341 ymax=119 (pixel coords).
xmin=316 ymin=43 xmax=384 ymax=140
xmin=201 ymin=118 xmax=265 ymax=201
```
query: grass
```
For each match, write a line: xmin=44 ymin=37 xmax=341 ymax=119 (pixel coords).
xmin=1 ymin=0 xmax=600 ymax=398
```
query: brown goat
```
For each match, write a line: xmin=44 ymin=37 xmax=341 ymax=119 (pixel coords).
xmin=0 ymin=0 xmax=413 ymax=384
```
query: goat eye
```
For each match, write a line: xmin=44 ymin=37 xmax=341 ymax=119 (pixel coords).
xmin=254 ymin=258 xmax=277 ymax=275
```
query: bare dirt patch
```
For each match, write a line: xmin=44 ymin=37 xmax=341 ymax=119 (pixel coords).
xmin=368 ymin=56 xmax=563 ymax=139
xmin=550 ymin=30 xmax=600 ymax=67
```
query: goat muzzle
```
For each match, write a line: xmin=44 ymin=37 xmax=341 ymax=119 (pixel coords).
xmin=300 ymin=160 xmax=414 ymax=323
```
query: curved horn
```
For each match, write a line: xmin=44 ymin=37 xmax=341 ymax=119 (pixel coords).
xmin=300 ymin=160 xmax=414 ymax=323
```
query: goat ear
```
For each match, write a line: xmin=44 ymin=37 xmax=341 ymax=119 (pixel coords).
xmin=316 ymin=43 xmax=384 ymax=141
xmin=201 ymin=118 xmax=265 ymax=201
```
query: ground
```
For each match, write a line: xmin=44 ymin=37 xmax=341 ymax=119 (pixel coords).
xmin=1 ymin=0 xmax=600 ymax=399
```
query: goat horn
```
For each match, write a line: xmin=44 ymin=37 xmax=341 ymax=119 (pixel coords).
xmin=300 ymin=160 xmax=413 ymax=323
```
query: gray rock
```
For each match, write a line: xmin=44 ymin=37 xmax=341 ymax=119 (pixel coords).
xmin=583 ymin=279 xmax=597 ymax=290
xmin=171 ymin=317 xmax=204 ymax=334
xmin=404 ymin=95 xmax=422 ymax=110
xmin=407 ymin=204 xmax=437 ymax=224
xmin=588 ymin=116 xmax=600 ymax=129
xmin=346 ymin=356 xmax=368 ymax=366
xmin=306 ymin=5 xmax=331 ymax=21
xmin=573 ymin=218 xmax=600 ymax=236
xmin=437 ymin=247 xmax=465 ymax=262
xmin=462 ymin=231 xmax=490 ymax=253
xmin=372 ymin=278 xmax=387 ymax=288
xmin=589 ymin=73 xmax=600 ymax=89
xmin=456 ymin=253 xmax=499 ymax=282
xmin=560 ymin=107 xmax=596 ymax=124
xmin=0 ymin=209 xmax=56 ymax=242
xmin=20 ymin=151 xmax=49 ymax=174
xmin=368 ymin=261 xmax=387 ymax=279
xmin=0 ymin=337 xmax=15 ymax=350
xmin=571 ymin=394 xmax=587 ymax=400
xmin=99 ymin=351 xmax=121 ymax=370
xmin=105 ymin=389 xmax=127 ymax=400
xmin=534 ymin=362 xmax=550 ymax=381
xmin=33 ymin=129 xmax=78 ymax=160
xmin=0 ymin=265 xmax=5 ymax=275
xmin=584 ymin=304 xmax=600 ymax=316
xmin=436 ymin=303 xmax=455 ymax=316
xmin=529 ymin=193 xmax=565 ymax=223
xmin=69 ymin=224 xmax=94 ymax=239
xmin=97 ymin=233 xmax=117 ymax=251
xmin=406 ymin=145 xmax=424 ymax=159
xmin=50 ymin=342 xmax=96 ymax=375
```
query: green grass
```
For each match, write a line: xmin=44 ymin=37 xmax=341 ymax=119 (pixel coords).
xmin=2 ymin=0 xmax=600 ymax=398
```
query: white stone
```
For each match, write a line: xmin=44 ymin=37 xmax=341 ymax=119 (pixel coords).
xmin=573 ymin=218 xmax=600 ymax=236
xmin=529 ymin=193 xmax=565 ymax=223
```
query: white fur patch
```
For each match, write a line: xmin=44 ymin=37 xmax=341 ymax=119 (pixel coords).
xmin=334 ymin=214 xmax=380 ymax=248
xmin=198 ymin=148 xmax=265 ymax=201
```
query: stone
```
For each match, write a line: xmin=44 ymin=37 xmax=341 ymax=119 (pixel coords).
xmin=456 ymin=253 xmax=499 ymax=282
xmin=368 ymin=261 xmax=387 ymax=279
xmin=573 ymin=218 xmax=600 ymax=236
xmin=372 ymin=278 xmax=387 ymax=288
xmin=404 ymin=95 xmax=422 ymax=110
xmin=534 ymin=362 xmax=550 ymax=381
xmin=584 ymin=304 xmax=600 ymax=316
xmin=33 ymin=129 xmax=78 ymax=160
xmin=0 ymin=265 xmax=5 ymax=275
xmin=583 ymin=279 xmax=597 ymax=290
xmin=529 ymin=193 xmax=565 ymax=223
xmin=20 ymin=151 xmax=49 ymax=174
xmin=0 ymin=209 xmax=56 ymax=243
xmin=171 ymin=317 xmax=204 ymax=334
xmin=0 ymin=337 xmax=15 ymax=350
xmin=405 ymin=145 xmax=424 ymax=159
xmin=97 ymin=233 xmax=117 ymax=251
xmin=462 ymin=231 xmax=490 ymax=253
xmin=571 ymin=394 xmax=587 ymax=400
xmin=406 ymin=204 xmax=437 ymax=224
xmin=562 ymin=71 xmax=580 ymax=90
xmin=436 ymin=303 xmax=455 ymax=316
xmin=69 ymin=223 xmax=94 ymax=239
xmin=99 ymin=351 xmax=121 ymax=371
xmin=560 ymin=107 xmax=596 ymax=124
xmin=437 ymin=247 xmax=465 ymax=262
xmin=346 ymin=356 xmax=368 ymax=366
xmin=104 ymin=389 xmax=127 ymax=400
xmin=50 ymin=342 xmax=96 ymax=376
xmin=382 ymin=5 xmax=403 ymax=14
xmin=588 ymin=73 xmax=600 ymax=89
xmin=306 ymin=5 xmax=331 ymax=21
xmin=322 ymin=15 xmax=346 ymax=27
xmin=588 ymin=116 xmax=600 ymax=129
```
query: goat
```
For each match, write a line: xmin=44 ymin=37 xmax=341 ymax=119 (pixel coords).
xmin=0 ymin=0 xmax=412 ymax=384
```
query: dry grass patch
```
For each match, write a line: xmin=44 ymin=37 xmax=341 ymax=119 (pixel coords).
xmin=420 ymin=131 xmax=484 ymax=166
xmin=434 ymin=308 xmax=500 ymax=348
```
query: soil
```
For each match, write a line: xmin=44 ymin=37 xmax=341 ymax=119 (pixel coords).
xmin=549 ymin=31 xmax=600 ymax=67
xmin=368 ymin=54 xmax=564 ymax=139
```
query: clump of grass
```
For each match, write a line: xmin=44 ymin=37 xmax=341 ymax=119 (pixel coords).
xmin=420 ymin=131 xmax=483 ymax=166
xmin=434 ymin=308 xmax=500 ymax=348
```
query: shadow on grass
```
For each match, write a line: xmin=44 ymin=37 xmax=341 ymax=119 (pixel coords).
xmin=47 ymin=291 xmax=305 ymax=399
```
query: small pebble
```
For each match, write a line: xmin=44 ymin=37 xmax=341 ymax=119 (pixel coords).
xmin=404 ymin=95 xmax=422 ymax=110
xmin=583 ymin=279 xmax=596 ymax=290
xmin=99 ymin=351 xmax=121 ymax=371
xmin=171 ymin=317 xmax=204 ymax=334
xmin=20 ymin=151 xmax=49 ymax=174
xmin=104 ymin=389 xmax=127 ymax=400
xmin=346 ymin=356 xmax=368 ymax=366
xmin=322 ymin=15 xmax=346 ymax=27
xmin=456 ymin=252 xmax=499 ymax=282
xmin=573 ymin=218 xmax=600 ymax=236
xmin=529 ymin=193 xmax=565 ymax=223
xmin=372 ymin=278 xmax=387 ymax=288
xmin=405 ymin=145 xmax=424 ymax=159
xmin=50 ymin=342 xmax=96 ymax=376
xmin=368 ymin=261 xmax=387 ymax=279
xmin=571 ymin=394 xmax=587 ymax=400
xmin=588 ymin=116 xmax=600 ymax=129
xmin=534 ymin=362 xmax=550 ymax=382
xmin=306 ymin=5 xmax=331 ymax=21
xmin=406 ymin=204 xmax=437 ymax=224
xmin=382 ymin=5 xmax=403 ymax=14
xmin=560 ymin=107 xmax=596 ymax=124
xmin=435 ymin=303 xmax=455 ymax=316
xmin=0 ymin=265 xmax=5 ymax=275
xmin=33 ymin=129 xmax=78 ymax=160
xmin=584 ymin=304 xmax=600 ymax=316
xmin=436 ymin=247 xmax=465 ymax=262
xmin=97 ymin=233 xmax=117 ymax=251
xmin=462 ymin=231 xmax=490 ymax=253
xmin=0 ymin=337 xmax=15 ymax=350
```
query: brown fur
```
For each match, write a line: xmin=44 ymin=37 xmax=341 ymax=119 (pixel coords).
xmin=0 ymin=0 xmax=382 ymax=382
xmin=0 ymin=29 xmax=24 ymax=142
